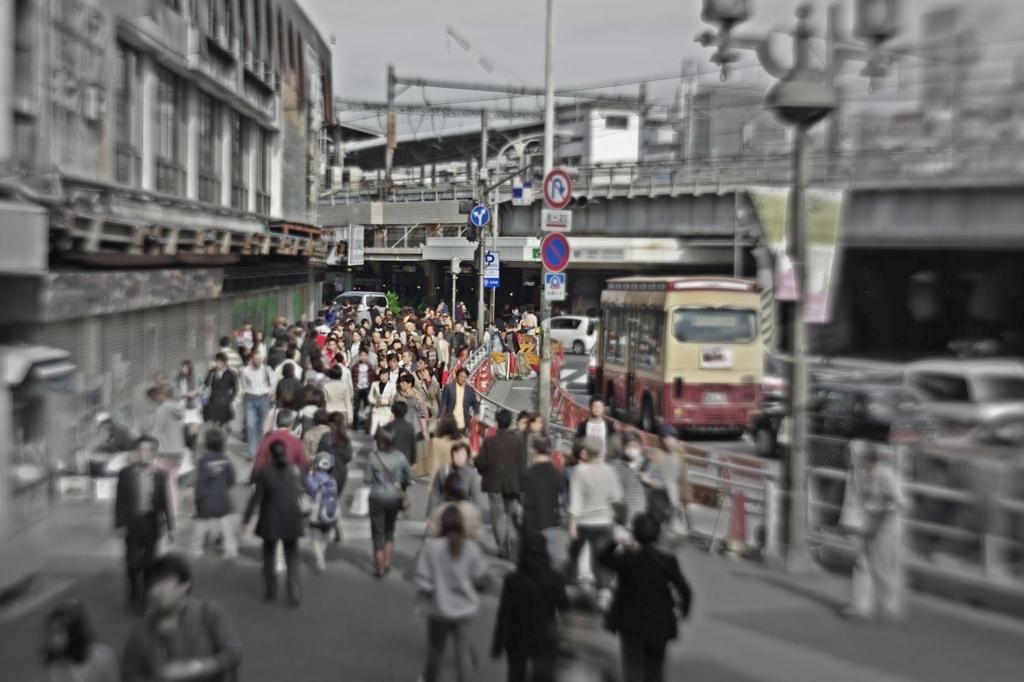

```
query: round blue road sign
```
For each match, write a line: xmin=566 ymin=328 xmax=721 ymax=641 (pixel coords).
xmin=541 ymin=233 xmax=570 ymax=273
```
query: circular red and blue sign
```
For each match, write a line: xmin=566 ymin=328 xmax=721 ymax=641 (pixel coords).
xmin=543 ymin=169 xmax=573 ymax=210
xmin=541 ymin=233 xmax=571 ymax=273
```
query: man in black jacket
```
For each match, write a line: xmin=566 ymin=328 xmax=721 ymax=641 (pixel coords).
xmin=390 ymin=401 xmax=418 ymax=467
xmin=115 ymin=435 xmax=173 ymax=612
xmin=520 ymin=437 xmax=565 ymax=570
xmin=475 ymin=409 xmax=528 ymax=559
xmin=598 ymin=513 xmax=692 ymax=682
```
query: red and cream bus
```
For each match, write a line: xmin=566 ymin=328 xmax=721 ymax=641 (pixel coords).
xmin=596 ymin=276 xmax=764 ymax=435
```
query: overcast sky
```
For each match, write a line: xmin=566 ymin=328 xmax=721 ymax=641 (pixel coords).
xmin=301 ymin=0 xmax=1022 ymax=129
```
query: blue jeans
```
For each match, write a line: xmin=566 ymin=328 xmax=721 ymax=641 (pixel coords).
xmin=244 ymin=394 xmax=271 ymax=458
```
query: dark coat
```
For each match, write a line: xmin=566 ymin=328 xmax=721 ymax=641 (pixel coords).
xmin=244 ymin=463 xmax=305 ymax=541
xmin=475 ymin=430 xmax=528 ymax=495
xmin=598 ymin=543 xmax=692 ymax=642
xmin=204 ymin=369 xmax=238 ymax=425
xmin=392 ymin=417 xmax=417 ymax=465
xmin=439 ymin=382 xmax=480 ymax=429
xmin=115 ymin=465 xmax=173 ymax=532
xmin=491 ymin=565 xmax=568 ymax=657
xmin=195 ymin=451 xmax=236 ymax=519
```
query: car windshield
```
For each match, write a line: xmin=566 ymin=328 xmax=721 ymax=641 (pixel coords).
xmin=973 ymin=375 xmax=1024 ymax=402
xmin=909 ymin=373 xmax=971 ymax=402
xmin=672 ymin=307 xmax=756 ymax=344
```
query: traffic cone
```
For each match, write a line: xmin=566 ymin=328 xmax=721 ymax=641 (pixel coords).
xmin=727 ymin=491 xmax=748 ymax=557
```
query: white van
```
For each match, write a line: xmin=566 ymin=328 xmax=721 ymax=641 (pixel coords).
xmin=333 ymin=291 xmax=389 ymax=312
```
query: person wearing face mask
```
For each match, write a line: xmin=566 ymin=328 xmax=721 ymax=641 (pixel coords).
xmin=610 ymin=431 xmax=666 ymax=530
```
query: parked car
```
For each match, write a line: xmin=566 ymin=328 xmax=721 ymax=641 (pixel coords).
xmin=903 ymin=359 xmax=1024 ymax=431
xmin=548 ymin=316 xmax=598 ymax=355
xmin=333 ymin=291 xmax=389 ymax=312
xmin=747 ymin=382 xmax=941 ymax=459
xmin=587 ymin=347 xmax=597 ymax=394
xmin=926 ymin=414 xmax=1024 ymax=460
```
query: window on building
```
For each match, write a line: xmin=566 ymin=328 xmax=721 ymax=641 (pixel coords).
xmin=254 ymin=126 xmax=271 ymax=215
xmin=198 ymin=92 xmax=221 ymax=204
xmin=231 ymin=112 xmax=249 ymax=210
xmin=605 ymin=115 xmax=629 ymax=130
xmin=115 ymin=43 xmax=142 ymax=187
xmin=155 ymin=67 xmax=186 ymax=196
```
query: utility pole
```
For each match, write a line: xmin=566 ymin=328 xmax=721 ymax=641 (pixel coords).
xmin=385 ymin=65 xmax=396 ymax=199
xmin=538 ymin=0 xmax=556 ymax=424
xmin=733 ymin=189 xmax=742 ymax=277
xmin=477 ymin=110 xmax=489 ymax=344
xmin=451 ymin=256 xmax=459 ymax=322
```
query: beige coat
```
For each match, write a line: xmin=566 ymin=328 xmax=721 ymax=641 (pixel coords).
xmin=427 ymin=436 xmax=462 ymax=479
xmin=427 ymin=500 xmax=485 ymax=543
xmin=303 ymin=424 xmax=332 ymax=460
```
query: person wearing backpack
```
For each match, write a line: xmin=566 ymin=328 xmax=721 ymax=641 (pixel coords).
xmin=319 ymin=412 xmax=354 ymax=543
xmin=306 ymin=454 xmax=341 ymax=573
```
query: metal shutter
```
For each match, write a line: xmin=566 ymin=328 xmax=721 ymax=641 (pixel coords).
xmin=127 ymin=310 xmax=149 ymax=433
xmin=164 ymin=303 xmax=189 ymax=388
xmin=43 ymin=321 xmax=81 ymax=469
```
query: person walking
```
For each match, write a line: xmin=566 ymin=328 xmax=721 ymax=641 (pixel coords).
xmin=241 ymin=351 xmax=277 ymax=460
xmin=610 ymin=431 xmax=666 ymax=528
xmin=301 ymin=409 xmax=332 ymax=462
xmin=426 ymin=442 xmax=485 ymax=521
xmin=440 ymin=368 xmax=480 ymax=436
xmin=244 ymin=441 xmax=305 ymax=606
xmin=841 ymin=440 xmax=907 ymax=620
xmin=428 ymin=415 xmax=464 ymax=480
xmin=188 ymin=428 xmax=237 ymax=561
xmin=368 ymin=370 xmax=397 ymax=437
xmin=396 ymin=373 xmax=430 ymax=444
xmin=520 ymin=437 xmax=566 ymax=571
xmin=566 ymin=436 xmax=623 ymax=611
xmin=351 ymin=348 xmax=376 ymax=430
xmin=175 ymin=361 xmax=205 ymax=451
xmin=491 ymin=533 xmax=570 ymax=682
xmin=323 ymin=364 xmax=354 ymax=425
xmin=149 ymin=384 xmax=187 ymax=528
xmin=115 ymin=435 xmax=173 ymax=612
xmin=365 ymin=426 xmax=414 ymax=577
xmin=391 ymin=401 xmax=418 ymax=468
xmin=598 ymin=514 xmax=692 ymax=682
xmin=203 ymin=353 xmax=238 ymax=431
xmin=475 ymin=409 xmax=528 ymax=560
xmin=250 ymin=410 xmax=310 ymax=483
xmin=306 ymin=453 xmax=341 ymax=573
xmin=412 ymin=505 xmax=490 ymax=682
xmin=121 ymin=554 xmax=243 ymax=682
xmin=42 ymin=600 xmax=120 ymax=682
xmin=275 ymin=362 xmax=302 ymax=402
xmin=574 ymin=397 xmax=615 ymax=461
xmin=426 ymin=471 xmax=486 ymax=543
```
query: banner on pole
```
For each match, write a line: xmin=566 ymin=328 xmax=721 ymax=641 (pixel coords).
xmin=747 ymin=187 xmax=846 ymax=324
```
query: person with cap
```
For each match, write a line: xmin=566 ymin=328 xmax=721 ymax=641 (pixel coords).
xmin=566 ymin=436 xmax=623 ymax=612
xmin=654 ymin=425 xmax=694 ymax=536
xmin=305 ymin=452 xmax=341 ymax=573
xmin=88 ymin=411 xmax=139 ymax=475
xmin=115 ymin=435 xmax=173 ymax=612
xmin=491 ymin=531 xmax=569 ymax=682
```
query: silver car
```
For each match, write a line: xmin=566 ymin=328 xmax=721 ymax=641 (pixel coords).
xmin=903 ymin=359 xmax=1024 ymax=430
xmin=548 ymin=315 xmax=599 ymax=355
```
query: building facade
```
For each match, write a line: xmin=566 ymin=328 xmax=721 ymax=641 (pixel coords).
xmin=0 ymin=0 xmax=336 ymax=466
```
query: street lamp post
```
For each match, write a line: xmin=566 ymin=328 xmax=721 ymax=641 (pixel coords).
xmin=698 ymin=0 xmax=901 ymax=569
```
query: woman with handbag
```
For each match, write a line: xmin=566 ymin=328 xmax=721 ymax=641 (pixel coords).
xmin=364 ymin=426 xmax=413 ymax=577
xmin=598 ymin=513 xmax=692 ymax=682
xmin=203 ymin=353 xmax=237 ymax=430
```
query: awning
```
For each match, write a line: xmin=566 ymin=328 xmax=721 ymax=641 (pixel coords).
xmin=2 ymin=345 xmax=76 ymax=390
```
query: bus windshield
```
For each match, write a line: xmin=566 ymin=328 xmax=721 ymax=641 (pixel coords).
xmin=672 ymin=307 xmax=757 ymax=344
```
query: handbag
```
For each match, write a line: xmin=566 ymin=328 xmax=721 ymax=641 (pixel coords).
xmin=296 ymin=466 xmax=313 ymax=515
xmin=374 ymin=450 xmax=411 ymax=512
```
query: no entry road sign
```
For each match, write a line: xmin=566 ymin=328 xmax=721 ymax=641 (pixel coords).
xmin=540 ymin=233 xmax=570 ymax=273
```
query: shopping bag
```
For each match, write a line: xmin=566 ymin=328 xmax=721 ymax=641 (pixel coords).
xmin=350 ymin=485 xmax=371 ymax=517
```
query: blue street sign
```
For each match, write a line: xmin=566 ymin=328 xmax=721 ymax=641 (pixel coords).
xmin=484 ymin=251 xmax=500 ymax=289
xmin=470 ymin=205 xmax=491 ymax=228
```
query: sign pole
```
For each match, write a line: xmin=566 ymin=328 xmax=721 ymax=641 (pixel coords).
xmin=451 ymin=256 xmax=459 ymax=324
xmin=539 ymin=0 xmax=556 ymax=424
xmin=477 ymin=109 xmax=488 ymax=344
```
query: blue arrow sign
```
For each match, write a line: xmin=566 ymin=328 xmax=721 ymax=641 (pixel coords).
xmin=470 ymin=205 xmax=491 ymax=227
